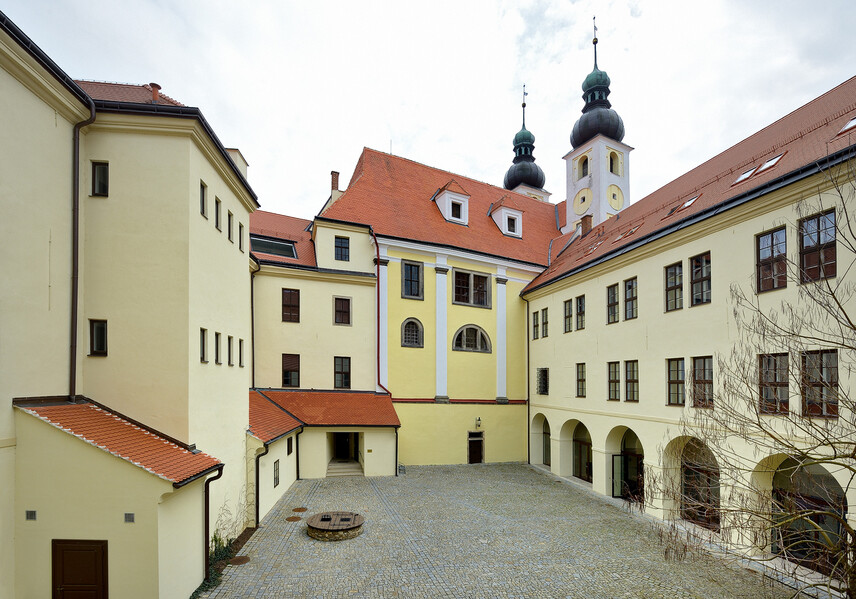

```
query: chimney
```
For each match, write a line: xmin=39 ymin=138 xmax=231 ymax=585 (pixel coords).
xmin=331 ymin=171 xmax=340 ymax=192
xmin=581 ymin=214 xmax=593 ymax=236
xmin=150 ymin=82 xmax=161 ymax=104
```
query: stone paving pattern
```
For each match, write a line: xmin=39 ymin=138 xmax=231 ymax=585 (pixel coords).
xmin=206 ymin=464 xmax=792 ymax=598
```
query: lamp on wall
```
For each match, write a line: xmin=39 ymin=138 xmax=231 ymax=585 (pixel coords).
xmin=475 ymin=417 xmax=481 ymax=428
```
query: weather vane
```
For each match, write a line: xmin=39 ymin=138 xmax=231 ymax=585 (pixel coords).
xmin=593 ymin=16 xmax=599 ymax=66
xmin=522 ymin=84 xmax=528 ymax=128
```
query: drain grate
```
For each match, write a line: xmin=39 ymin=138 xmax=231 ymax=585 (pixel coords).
xmin=292 ymin=507 xmax=308 ymax=512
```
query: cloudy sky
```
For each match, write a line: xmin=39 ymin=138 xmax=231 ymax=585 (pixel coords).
xmin=5 ymin=1 xmax=855 ymax=219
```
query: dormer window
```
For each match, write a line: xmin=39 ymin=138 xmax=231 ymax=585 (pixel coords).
xmin=491 ymin=205 xmax=523 ymax=237
xmin=435 ymin=184 xmax=469 ymax=225
xmin=250 ymin=234 xmax=297 ymax=259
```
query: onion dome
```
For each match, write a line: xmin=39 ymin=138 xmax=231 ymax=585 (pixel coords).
xmin=504 ymin=90 xmax=546 ymax=190
xmin=570 ymin=34 xmax=625 ymax=149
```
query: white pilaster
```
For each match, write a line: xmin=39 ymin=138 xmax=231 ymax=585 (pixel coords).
xmin=495 ymin=268 xmax=507 ymax=401
xmin=434 ymin=255 xmax=448 ymax=400
xmin=377 ymin=246 xmax=389 ymax=392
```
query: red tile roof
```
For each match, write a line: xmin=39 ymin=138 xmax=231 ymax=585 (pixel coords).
xmin=525 ymin=76 xmax=856 ymax=293
xmin=75 ymin=80 xmax=185 ymax=106
xmin=321 ymin=149 xmax=560 ymax=266
xmin=16 ymin=400 xmax=220 ymax=484
xmin=259 ymin=390 xmax=400 ymax=427
xmin=249 ymin=391 xmax=302 ymax=443
xmin=250 ymin=211 xmax=316 ymax=268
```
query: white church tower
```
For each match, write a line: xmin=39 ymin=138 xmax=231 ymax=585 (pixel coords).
xmin=563 ymin=26 xmax=632 ymax=234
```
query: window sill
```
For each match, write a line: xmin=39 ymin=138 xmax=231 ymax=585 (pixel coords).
xmin=333 ymin=322 xmax=352 ymax=327
xmin=607 ymin=398 xmax=620 ymax=402
xmin=88 ymin=353 xmax=108 ymax=357
xmin=451 ymin=301 xmax=492 ymax=310
xmin=201 ymin=360 xmax=209 ymax=364
xmin=690 ymin=301 xmax=712 ymax=307
xmin=666 ymin=403 xmax=685 ymax=407
xmin=402 ymin=295 xmax=424 ymax=301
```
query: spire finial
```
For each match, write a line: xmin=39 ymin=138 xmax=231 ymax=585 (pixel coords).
xmin=592 ymin=16 xmax=598 ymax=68
xmin=522 ymin=84 xmax=528 ymax=128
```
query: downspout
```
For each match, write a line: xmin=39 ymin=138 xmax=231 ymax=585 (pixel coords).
xmin=295 ymin=430 xmax=302 ymax=480
xmin=203 ymin=464 xmax=224 ymax=581
xmin=254 ymin=443 xmax=270 ymax=527
xmin=395 ymin=428 xmax=399 ymax=477
xmin=524 ymin=297 xmax=531 ymax=465
xmin=69 ymin=98 xmax=96 ymax=400
xmin=250 ymin=257 xmax=260 ymax=388
xmin=370 ymin=229 xmax=391 ymax=395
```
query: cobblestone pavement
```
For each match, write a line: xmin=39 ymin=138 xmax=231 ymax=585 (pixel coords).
xmin=206 ymin=464 xmax=792 ymax=599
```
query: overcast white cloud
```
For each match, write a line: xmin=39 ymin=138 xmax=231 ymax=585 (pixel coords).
xmin=4 ymin=0 xmax=854 ymax=218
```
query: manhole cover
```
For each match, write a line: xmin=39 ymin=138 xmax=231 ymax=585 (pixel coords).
xmin=306 ymin=511 xmax=364 ymax=541
xmin=286 ymin=516 xmax=302 ymax=522
xmin=292 ymin=507 xmax=308 ymax=512
xmin=229 ymin=556 xmax=250 ymax=565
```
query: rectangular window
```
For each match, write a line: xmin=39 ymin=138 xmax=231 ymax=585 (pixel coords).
xmin=756 ymin=227 xmax=786 ymax=292
xmin=214 ymin=332 xmax=221 ymax=365
xmin=536 ymin=368 xmax=549 ymax=395
xmin=608 ymin=362 xmax=620 ymax=400
xmin=802 ymin=350 xmax=838 ymax=417
xmin=239 ymin=223 xmax=245 ymax=252
xmin=92 ymin=162 xmax=109 ymax=196
xmin=507 ymin=216 xmax=516 ymax=233
xmin=576 ymin=363 xmax=586 ymax=397
xmin=576 ymin=296 xmax=585 ymax=329
xmin=282 ymin=288 xmax=300 ymax=322
xmin=334 ymin=297 xmax=351 ymax=325
xmin=215 ymin=198 xmax=222 ymax=231
xmin=759 ymin=353 xmax=788 ymax=414
xmin=451 ymin=201 xmax=462 ymax=220
xmin=402 ymin=261 xmax=423 ymax=299
xmin=692 ymin=356 xmax=713 ymax=408
xmin=667 ymin=358 xmax=685 ymax=405
xmin=287 ymin=436 xmax=293 ymax=455
xmin=563 ymin=300 xmax=573 ymax=333
xmin=799 ymin=210 xmax=836 ymax=282
xmin=624 ymin=278 xmax=638 ymax=320
xmin=227 ymin=336 xmax=233 ymax=366
xmin=532 ymin=312 xmax=539 ymax=339
xmin=273 ymin=459 xmax=280 ymax=487
xmin=690 ymin=252 xmax=711 ymax=305
xmin=199 ymin=180 xmax=207 ymax=216
xmin=228 ymin=212 xmax=234 ymax=242
xmin=282 ymin=354 xmax=300 ymax=387
xmin=665 ymin=263 xmax=683 ymax=311
xmin=239 ymin=339 xmax=244 ymax=367
xmin=334 ymin=356 xmax=351 ymax=389
xmin=200 ymin=328 xmax=207 ymax=363
xmin=607 ymin=284 xmax=619 ymax=324
xmin=625 ymin=360 xmax=639 ymax=402
xmin=453 ymin=270 xmax=491 ymax=307
xmin=335 ymin=236 xmax=350 ymax=261
xmin=541 ymin=308 xmax=548 ymax=338
xmin=89 ymin=320 xmax=107 ymax=356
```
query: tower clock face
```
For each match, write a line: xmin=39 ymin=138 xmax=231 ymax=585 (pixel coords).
xmin=608 ymin=185 xmax=624 ymax=210
xmin=573 ymin=188 xmax=591 ymax=215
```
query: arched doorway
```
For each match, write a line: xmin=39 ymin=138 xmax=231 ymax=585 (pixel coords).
xmin=772 ymin=458 xmax=846 ymax=575
xmin=681 ymin=439 xmax=720 ymax=530
xmin=542 ymin=420 xmax=551 ymax=467
xmin=573 ymin=424 xmax=592 ymax=482
xmin=612 ymin=429 xmax=644 ymax=502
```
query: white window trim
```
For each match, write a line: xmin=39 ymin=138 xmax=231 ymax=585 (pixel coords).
xmin=436 ymin=189 xmax=469 ymax=225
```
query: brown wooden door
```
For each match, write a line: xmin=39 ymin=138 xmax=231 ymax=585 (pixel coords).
xmin=52 ymin=540 xmax=108 ymax=599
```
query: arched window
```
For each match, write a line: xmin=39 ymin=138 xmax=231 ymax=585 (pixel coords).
xmin=452 ymin=325 xmax=491 ymax=353
xmin=401 ymin=318 xmax=423 ymax=348
xmin=609 ymin=152 xmax=619 ymax=175
xmin=681 ymin=439 xmax=720 ymax=530
xmin=578 ymin=156 xmax=589 ymax=179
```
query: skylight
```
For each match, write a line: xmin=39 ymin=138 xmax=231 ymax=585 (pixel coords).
xmin=615 ymin=224 xmax=641 ymax=242
xmin=734 ymin=167 xmax=756 ymax=185
xmin=583 ymin=239 xmax=604 ymax=256
xmin=681 ymin=195 xmax=699 ymax=209
xmin=755 ymin=153 xmax=784 ymax=174
xmin=250 ymin=235 xmax=297 ymax=259
xmin=838 ymin=116 xmax=856 ymax=135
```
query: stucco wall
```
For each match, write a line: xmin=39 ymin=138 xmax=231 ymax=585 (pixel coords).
xmin=298 ymin=428 xmax=397 ymax=478
xmin=158 ymin=479 xmax=205 ymax=599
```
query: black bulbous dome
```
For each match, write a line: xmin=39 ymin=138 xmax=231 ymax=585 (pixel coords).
xmin=570 ymin=107 xmax=625 ymax=149
xmin=504 ymin=160 xmax=546 ymax=190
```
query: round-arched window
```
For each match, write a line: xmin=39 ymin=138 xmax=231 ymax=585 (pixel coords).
xmin=401 ymin=318 xmax=423 ymax=348
xmin=452 ymin=325 xmax=491 ymax=353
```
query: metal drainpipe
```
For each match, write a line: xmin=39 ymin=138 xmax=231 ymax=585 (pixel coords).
xmin=203 ymin=464 xmax=224 ymax=581
xmin=250 ymin=257 xmax=259 ymax=387
xmin=395 ymin=428 xmax=399 ymax=477
xmin=254 ymin=443 xmax=269 ymax=527
xmin=69 ymin=98 xmax=96 ymax=400
xmin=295 ymin=430 xmax=302 ymax=480
xmin=370 ymin=228 xmax=391 ymax=395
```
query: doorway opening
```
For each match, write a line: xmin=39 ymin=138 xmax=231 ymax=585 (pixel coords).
xmin=327 ymin=432 xmax=363 ymax=477
xmin=468 ymin=431 xmax=484 ymax=464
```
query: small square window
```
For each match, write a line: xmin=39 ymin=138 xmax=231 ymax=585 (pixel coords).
xmin=89 ymin=320 xmax=107 ymax=356
xmin=92 ymin=162 xmax=109 ymax=196
xmin=335 ymin=236 xmax=350 ymax=261
xmin=25 ymin=510 xmax=36 ymax=521
xmin=124 ymin=512 xmax=135 ymax=523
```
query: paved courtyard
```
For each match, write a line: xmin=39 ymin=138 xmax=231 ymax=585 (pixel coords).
xmin=206 ymin=464 xmax=792 ymax=598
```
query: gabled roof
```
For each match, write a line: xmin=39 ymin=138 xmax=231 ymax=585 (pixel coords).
xmin=14 ymin=399 xmax=220 ymax=485
xmin=250 ymin=211 xmax=316 ymax=268
xmin=257 ymin=390 xmax=400 ymax=427
xmin=321 ymin=149 xmax=560 ymax=266
xmin=76 ymin=80 xmax=184 ymax=106
xmin=524 ymin=76 xmax=856 ymax=294
xmin=248 ymin=391 xmax=302 ymax=443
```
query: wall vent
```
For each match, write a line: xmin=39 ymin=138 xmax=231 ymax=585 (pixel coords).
xmin=25 ymin=510 xmax=36 ymax=521
xmin=124 ymin=512 xmax=135 ymax=523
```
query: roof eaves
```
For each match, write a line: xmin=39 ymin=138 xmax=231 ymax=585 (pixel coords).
xmin=376 ymin=233 xmax=548 ymax=269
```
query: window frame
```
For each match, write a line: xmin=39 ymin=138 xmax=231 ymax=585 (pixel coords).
xmin=799 ymin=210 xmax=836 ymax=283
xmin=282 ymin=353 xmax=300 ymax=387
xmin=199 ymin=180 xmax=207 ymax=217
xmin=215 ymin=198 xmax=222 ymax=231
xmin=452 ymin=269 xmax=491 ymax=308
xmin=273 ymin=459 xmax=280 ymax=487
xmin=282 ymin=288 xmax=300 ymax=323
xmin=334 ymin=236 xmax=350 ymax=261
xmin=227 ymin=211 xmax=234 ymax=242
xmin=624 ymin=277 xmax=638 ymax=320
xmin=532 ymin=312 xmax=539 ymax=340
xmin=401 ymin=260 xmax=424 ymax=300
xmin=607 ymin=361 xmax=620 ymax=401
xmin=759 ymin=353 xmax=788 ymax=414
xmin=214 ymin=332 xmax=221 ymax=365
xmin=667 ymin=358 xmax=685 ymax=406
xmin=334 ymin=356 xmax=351 ymax=389
xmin=665 ymin=262 xmax=683 ymax=311
xmin=200 ymin=328 xmax=208 ymax=363
xmin=802 ymin=349 xmax=838 ymax=417
xmin=536 ymin=368 xmax=549 ymax=395
xmin=576 ymin=295 xmax=586 ymax=330
xmin=692 ymin=356 xmax=713 ymax=408
xmin=607 ymin=284 xmax=619 ymax=324
xmin=452 ymin=325 xmax=492 ymax=353
xmin=541 ymin=308 xmax=548 ymax=338
xmin=576 ymin=363 xmax=586 ymax=398
xmin=333 ymin=296 xmax=351 ymax=326
xmin=89 ymin=319 xmax=108 ymax=356
xmin=239 ymin=338 xmax=244 ymax=367
xmin=756 ymin=227 xmax=787 ymax=292
xmin=563 ymin=300 xmax=573 ymax=333
xmin=690 ymin=252 xmax=712 ymax=306
xmin=92 ymin=162 xmax=109 ymax=197
xmin=625 ymin=360 xmax=639 ymax=402
xmin=227 ymin=335 xmax=234 ymax=366
xmin=239 ymin=222 xmax=245 ymax=252
xmin=401 ymin=318 xmax=424 ymax=348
